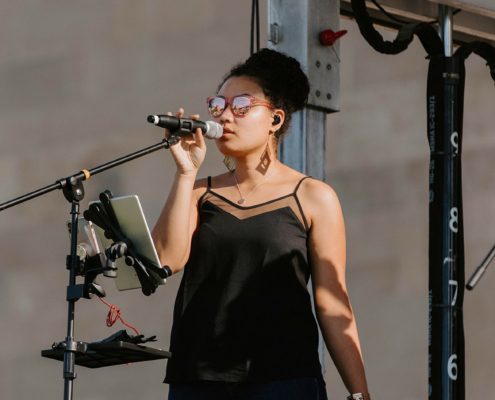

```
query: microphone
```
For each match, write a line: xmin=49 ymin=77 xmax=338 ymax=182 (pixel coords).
xmin=147 ymin=115 xmax=223 ymax=139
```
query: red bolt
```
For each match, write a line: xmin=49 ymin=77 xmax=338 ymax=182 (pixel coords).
xmin=319 ymin=29 xmax=348 ymax=46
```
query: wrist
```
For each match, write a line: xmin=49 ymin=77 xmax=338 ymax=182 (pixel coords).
xmin=175 ymin=170 xmax=198 ymax=181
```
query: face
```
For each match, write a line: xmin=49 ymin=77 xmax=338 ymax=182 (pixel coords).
xmin=212 ymin=76 xmax=281 ymax=158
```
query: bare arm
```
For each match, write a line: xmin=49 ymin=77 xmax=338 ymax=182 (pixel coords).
xmin=303 ymin=180 xmax=370 ymax=399
xmin=151 ymin=108 xmax=207 ymax=274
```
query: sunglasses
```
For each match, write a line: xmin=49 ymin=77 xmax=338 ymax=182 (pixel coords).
xmin=206 ymin=95 xmax=276 ymax=117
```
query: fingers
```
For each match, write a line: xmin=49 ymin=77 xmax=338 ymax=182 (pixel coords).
xmin=194 ymin=127 xmax=206 ymax=150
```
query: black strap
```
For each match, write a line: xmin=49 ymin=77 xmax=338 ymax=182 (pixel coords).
xmin=294 ymin=176 xmax=312 ymax=194
xmin=293 ymin=176 xmax=312 ymax=232
xmin=197 ymin=177 xmax=212 ymax=211
xmin=455 ymin=41 xmax=495 ymax=82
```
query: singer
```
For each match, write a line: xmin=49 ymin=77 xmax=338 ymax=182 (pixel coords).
xmin=152 ymin=49 xmax=370 ymax=400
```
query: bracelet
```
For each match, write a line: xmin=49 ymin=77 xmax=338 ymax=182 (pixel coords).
xmin=346 ymin=394 xmax=371 ymax=400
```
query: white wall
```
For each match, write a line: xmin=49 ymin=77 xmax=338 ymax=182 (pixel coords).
xmin=0 ymin=2 xmax=494 ymax=399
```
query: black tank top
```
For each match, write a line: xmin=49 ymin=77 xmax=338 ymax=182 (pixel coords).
xmin=164 ymin=175 xmax=323 ymax=383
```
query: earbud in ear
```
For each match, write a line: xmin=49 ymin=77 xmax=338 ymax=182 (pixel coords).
xmin=272 ymin=115 xmax=281 ymax=125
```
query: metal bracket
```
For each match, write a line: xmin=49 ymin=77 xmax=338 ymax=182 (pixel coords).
xmin=52 ymin=340 xmax=87 ymax=354
xmin=268 ymin=0 xmax=341 ymax=112
xmin=269 ymin=23 xmax=281 ymax=44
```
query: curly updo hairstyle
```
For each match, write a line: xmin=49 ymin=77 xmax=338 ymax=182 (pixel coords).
xmin=218 ymin=48 xmax=310 ymax=145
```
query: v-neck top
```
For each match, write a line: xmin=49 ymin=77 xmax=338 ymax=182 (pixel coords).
xmin=164 ymin=175 xmax=323 ymax=383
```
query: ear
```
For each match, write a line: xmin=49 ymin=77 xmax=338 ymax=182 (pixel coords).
xmin=270 ymin=109 xmax=285 ymax=133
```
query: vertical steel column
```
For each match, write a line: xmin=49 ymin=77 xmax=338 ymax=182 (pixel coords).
xmin=428 ymin=5 xmax=465 ymax=400
xmin=439 ymin=6 xmax=453 ymax=57
xmin=268 ymin=0 xmax=341 ymax=379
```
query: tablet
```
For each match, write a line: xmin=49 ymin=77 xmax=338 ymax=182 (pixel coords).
xmin=89 ymin=195 xmax=166 ymax=291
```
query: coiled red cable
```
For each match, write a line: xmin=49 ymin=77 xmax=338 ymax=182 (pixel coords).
xmin=99 ymin=297 xmax=139 ymax=336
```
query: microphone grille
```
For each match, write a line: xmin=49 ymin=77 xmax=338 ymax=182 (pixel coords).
xmin=205 ymin=121 xmax=223 ymax=139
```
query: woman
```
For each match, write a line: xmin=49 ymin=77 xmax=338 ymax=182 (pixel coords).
xmin=152 ymin=49 xmax=370 ymax=400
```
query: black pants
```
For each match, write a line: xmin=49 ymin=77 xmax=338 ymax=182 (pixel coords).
xmin=168 ymin=377 xmax=328 ymax=400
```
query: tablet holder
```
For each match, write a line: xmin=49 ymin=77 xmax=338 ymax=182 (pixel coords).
xmin=82 ymin=190 xmax=168 ymax=297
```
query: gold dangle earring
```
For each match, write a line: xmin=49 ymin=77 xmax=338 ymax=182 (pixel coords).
xmin=259 ymin=143 xmax=272 ymax=172
xmin=223 ymin=155 xmax=236 ymax=171
xmin=256 ymin=143 xmax=272 ymax=175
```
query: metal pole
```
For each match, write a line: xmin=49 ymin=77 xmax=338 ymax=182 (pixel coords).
xmin=63 ymin=202 xmax=80 ymax=400
xmin=0 ymin=139 xmax=173 ymax=212
xmin=439 ymin=5 xmax=454 ymax=56
xmin=428 ymin=5 xmax=465 ymax=399
xmin=440 ymin=8 xmax=458 ymax=400
xmin=268 ymin=0 xmax=341 ymax=380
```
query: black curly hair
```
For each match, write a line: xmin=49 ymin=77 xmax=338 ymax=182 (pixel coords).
xmin=217 ymin=48 xmax=310 ymax=145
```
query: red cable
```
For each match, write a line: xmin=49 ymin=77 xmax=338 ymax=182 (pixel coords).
xmin=99 ymin=297 xmax=139 ymax=336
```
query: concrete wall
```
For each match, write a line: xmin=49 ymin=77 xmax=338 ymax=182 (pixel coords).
xmin=0 ymin=1 xmax=494 ymax=399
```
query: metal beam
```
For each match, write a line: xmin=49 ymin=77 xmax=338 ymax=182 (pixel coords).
xmin=268 ymin=0 xmax=342 ymax=380
xmin=427 ymin=0 xmax=495 ymax=18
xmin=340 ymin=0 xmax=495 ymax=46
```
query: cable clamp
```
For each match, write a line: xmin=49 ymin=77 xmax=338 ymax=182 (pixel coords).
xmin=443 ymin=72 xmax=460 ymax=79
xmin=63 ymin=372 xmax=77 ymax=380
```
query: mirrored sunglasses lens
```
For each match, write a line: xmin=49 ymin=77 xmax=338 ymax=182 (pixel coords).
xmin=232 ymin=97 xmax=251 ymax=115
xmin=209 ymin=97 xmax=225 ymax=116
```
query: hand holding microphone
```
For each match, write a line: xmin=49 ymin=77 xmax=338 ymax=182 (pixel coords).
xmin=149 ymin=109 xmax=214 ymax=176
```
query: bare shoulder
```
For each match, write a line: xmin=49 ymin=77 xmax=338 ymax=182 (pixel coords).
xmin=297 ymin=178 xmax=343 ymax=228
xmin=191 ymin=176 xmax=209 ymax=202
xmin=300 ymin=177 xmax=339 ymax=202
xmin=191 ymin=171 xmax=232 ymax=201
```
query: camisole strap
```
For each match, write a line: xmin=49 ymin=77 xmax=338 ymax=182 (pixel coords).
xmin=293 ymin=176 xmax=312 ymax=232
xmin=198 ymin=176 xmax=212 ymax=208
xmin=294 ymin=176 xmax=312 ymax=194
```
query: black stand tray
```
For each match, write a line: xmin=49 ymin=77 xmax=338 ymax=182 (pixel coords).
xmin=42 ymin=342 xmax=171 ymax=369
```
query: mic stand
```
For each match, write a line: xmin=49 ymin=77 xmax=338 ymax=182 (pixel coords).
xmin=0 ymin=136 xmax=180 ymax=400
xmin=466 ymin=243 xmax=495 ymax=290
xmin=0 ymin=137 xmax=180 ymax=212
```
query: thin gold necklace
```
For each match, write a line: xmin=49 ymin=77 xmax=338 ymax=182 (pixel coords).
xmin=233 ymin=162 xmax=279 ymax=204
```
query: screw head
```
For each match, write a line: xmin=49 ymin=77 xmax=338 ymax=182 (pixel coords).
xmin=327 ymin=93 xmax=331 ymax=100
xmin=327 ymin=64 xmax=332 ymax=70
xmin=316 ymin=90 xmax=321 ymax=97
xmin=316 ymin=61 xmax=321 ymax=68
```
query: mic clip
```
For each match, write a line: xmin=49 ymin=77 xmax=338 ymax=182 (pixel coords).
xmin=162 ymin=136 xmax=181 ymax=148
xmin=172 ymin=118 xmax=196 ymax=135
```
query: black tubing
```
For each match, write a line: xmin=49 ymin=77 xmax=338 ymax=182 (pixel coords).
xmin=350 ymin=0 xmax=443 ymax=57
xmin=455 ymin=41 xmax=495 ymax=81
